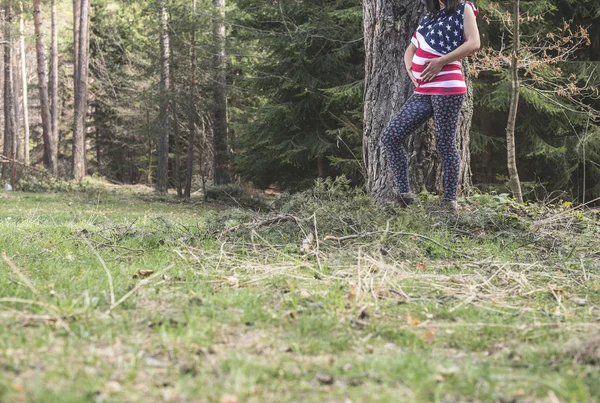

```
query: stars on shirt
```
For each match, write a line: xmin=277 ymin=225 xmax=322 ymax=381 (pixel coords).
xmin=417 ymin=4 xmax=467 ymax=54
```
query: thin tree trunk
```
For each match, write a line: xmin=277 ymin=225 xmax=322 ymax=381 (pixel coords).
xmin=18 ymin=0 xmax=28 ymax=165
xmin=12 ymin=26 xmax=22 ymax=162
xmin=363 ymin=0 xmax=426 ymax=203
xmin=155 ymin=0 xmax=170 ymax=193
xmin=212 ymin=0 xmax=230 ymax=185
xmin=73 ymin=0 xmax=80 ymax=102
xmin=184 ymin=0 xmax=198 ymax=199
xmin=72 ymin=0 xmax=90 ymax=180
xmin=506 ymin=0 xmax=523 ymax=203
xmin=49 ymin=0 xmax=59 ymax=166
xmin=173 ymin=106 xmax=182 ymax=196
xmin=3 ymin=0 xmax=17 ymax=163
xmin=33 ymin=0 xmax=55 ymax=174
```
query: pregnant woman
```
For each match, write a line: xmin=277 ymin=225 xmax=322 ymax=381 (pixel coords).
xmin=381 ymin=0 xmax=480 ymax=214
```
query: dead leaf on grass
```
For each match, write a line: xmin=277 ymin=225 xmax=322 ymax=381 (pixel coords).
xmin=406 ymin=315 xmax=421 ymax=326
xmin=133 ymin=270 xmax=154 ymax=279
xmin=424 ymin=327 xmax=436 ymax=343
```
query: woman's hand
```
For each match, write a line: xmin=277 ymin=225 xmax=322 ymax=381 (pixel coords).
xmin=420 ymin=58 xmax=445 ymax=82
xmin=407 ymin=70 xmax=418 ymax=87
xmin=404 ymin=42 xmax=418 ymax=87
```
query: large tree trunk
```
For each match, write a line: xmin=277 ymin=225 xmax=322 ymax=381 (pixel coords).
xmin=33 ymin=0 xmax=56 ymax=174
xmin=506 ymin=0 xmax=523 ymax=203
xmin=456 ymin=59 xmax=474 ymax=194
xmin=18 ymin=0 xmax=29 ymax=165
xmin=72 ymin=0 xmax=90 ymax=180
xmin=212 ymin=0 xmax=230 ymax=185
xmin=363 ymin=0 xmax=474 ymax=203
xmin=363 ymin=0 xmax=428 ymax=203
xmin=184 ymin=0 xmax=198 ymax=199
xmin=155 ymin=0 xmax=170 ymax=193
xmin=49 ymin=0 xmax=59 ymax=166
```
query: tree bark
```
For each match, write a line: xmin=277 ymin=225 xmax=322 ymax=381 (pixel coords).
xmin=72 ymin=0 xmax=90 ymax=180
xmin=18 ymin=0 xmax=29 ymax=165
xmin=456 ymin=59 xmax=474 ymax=194
xmin=363 ymin=0 xmax=428 ymax=203
xmin=12 ymin=36 xmax=21 ymax=162
xmin=155 ymin=0 xmax=170 ymax=193
xmin=49 ymin=0 xmax=59 ymax=166
xmin=184 ymin=0 xmax=198 ymax=199
xmin=73 ymin=0 xmax=80 ymax=101
xmin=212 ymin=0 xmax=230 ymax=185
xmin=3 ymin=0 xmax=18 ymax=163
xmin=506 ymin=0 xmax=523 ymax=203
xmin=33 ymin=0 xmax=56 ymax=174
xmin=363 ymin=0 xmax=474 ymax=203
xmin=173 ymin=105 xmax=182 ymax=196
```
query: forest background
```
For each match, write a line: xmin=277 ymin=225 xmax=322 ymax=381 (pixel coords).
xmin=0 ymin=0 xmax=599 ymax=202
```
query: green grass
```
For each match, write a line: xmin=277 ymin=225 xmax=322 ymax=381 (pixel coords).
xmin=0 ymin=183 xmax=599 ymax=402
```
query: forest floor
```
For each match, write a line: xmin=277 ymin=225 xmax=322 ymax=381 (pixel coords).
xmin=0 ymin=178 xmax=599 ymax=402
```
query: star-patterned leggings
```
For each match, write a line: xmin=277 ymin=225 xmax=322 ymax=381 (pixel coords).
xmin=381 ymin=93 xmax=465 ymax=201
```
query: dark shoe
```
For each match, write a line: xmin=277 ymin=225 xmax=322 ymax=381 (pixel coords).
xmin=394 ymin=192 xmax=418 ymax=208
xmin=428 ymin=199 xmax=459 ymax=221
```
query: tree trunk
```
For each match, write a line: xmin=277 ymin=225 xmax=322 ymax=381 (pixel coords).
xmin=155 ymin=0 xmax=170 ymax=193
xmin=3 ymin=0 xmax=17 ymax=163
xmin=184 ymin=0 xmax=198 ymax=199
xmin=456 ymin=59 xmax=474 ymax=194
xmin=363 ymin=0 xmax=428 ymax=203
xmin=73 ymin=0 xmax=80 ymax=101
xmin=173 ymin=106 xmax=182 ymax=196
xmin=18 ymin=0 xmax=29 ymax=165
xmin=212 ymin=0 xmax=230 ymax=185
xmin=49 ymin=0 xmax=59 ymax=166
xmin=11 ymin=19 xmax=22 ymax=162
xmin=19 ymin=0 xmax=30 ymax=165
xmin=363 ymin=0 xmax=474 ymax=203
xmin=506 ymin=0 xmax=523 ymax=203
xmin=33 ymin=0 xmax=56 ymax=174
xmin=72 ymin=0 xmax=90 ymax=180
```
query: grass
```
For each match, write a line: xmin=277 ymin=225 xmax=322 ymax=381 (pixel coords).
xmin=0 ymin=180 xmax=599 ymax=402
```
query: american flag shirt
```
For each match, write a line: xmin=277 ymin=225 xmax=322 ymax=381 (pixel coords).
xmin=411 ymin=1 xmax=479 ymax=95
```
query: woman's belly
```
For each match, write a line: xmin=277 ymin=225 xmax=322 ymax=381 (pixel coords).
xmin=411 ymin=53 xmax=464 ymax=87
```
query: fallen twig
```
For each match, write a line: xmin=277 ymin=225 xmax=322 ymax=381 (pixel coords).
xmin=324 ymin=231 xmax=472 ymax=258
xmin=105 ymin=263 xmax=175 ymax=314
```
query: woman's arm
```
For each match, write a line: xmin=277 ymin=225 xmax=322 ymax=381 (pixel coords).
xmin=420 ymin=4 xmax=480 ymax=82
xmin=404 ymin=42 xmax=418 ymax=87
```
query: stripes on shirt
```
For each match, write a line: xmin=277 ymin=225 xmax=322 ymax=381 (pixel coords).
xmin=411 ymin=31 xmax=466 ymax=95
xmin=409 ymin=2 xmax=479 ymax=95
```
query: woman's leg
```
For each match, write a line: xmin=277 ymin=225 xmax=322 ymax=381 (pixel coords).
xmin=381 ymin=94 xmax=433 ymax=194
xmin=431 ymin=94 xmax=465 ymax=202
